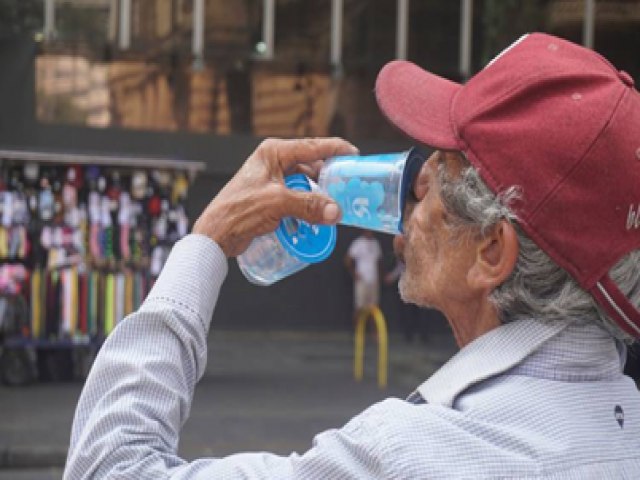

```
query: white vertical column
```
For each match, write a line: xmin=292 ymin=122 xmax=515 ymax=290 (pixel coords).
xmin=396 ymin=0 xmax=409 ymax=60
xmin=459 ymin=0 xmax=473 ymax=80
xmin=192 ymin=0 xmax=205 ymax=58
xmin=44 ymin=0 xmax=56 ymax=42
xmin=262 ymin=0 xmax=275 ymax=59
xmin=583 ymin=0 xmax=596 ymax=49
xmin=330 ymin=0 xmax=343 ymax=68
xmin=119 ymin=0 xmax=131 ymax=50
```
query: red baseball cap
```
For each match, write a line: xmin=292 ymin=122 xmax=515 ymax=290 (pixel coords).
xmin=376 ymin=33 xmax=640 ymax=338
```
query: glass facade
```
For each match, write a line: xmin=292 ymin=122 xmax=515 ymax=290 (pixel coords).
xmin=32 ymin=0 xmax=640 ymax=140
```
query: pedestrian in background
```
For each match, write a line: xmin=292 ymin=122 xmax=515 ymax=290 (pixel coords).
xmin=344 ymin=229 xmax=382 ymax=324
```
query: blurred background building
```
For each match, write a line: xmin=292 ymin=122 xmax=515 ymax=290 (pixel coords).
xmin=19 ymin=0 xmax=640 ymax=138
xmin=1 ymin=3 xmax=639 ymax=475
xmin=1 ymin=0 xmax=640 ymax=332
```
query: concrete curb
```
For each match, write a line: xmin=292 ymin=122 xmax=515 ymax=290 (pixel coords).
xmin=0 ymin=446 xmax=67 ymax=469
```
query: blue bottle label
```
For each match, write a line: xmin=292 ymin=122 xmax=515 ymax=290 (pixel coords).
xmin=321 ymin=148 xmax=426 ymax=234
xmin=327 ymin=178 xmax=386 ymax=230
xmin=275 ymin=174 xmax=337 ymax=264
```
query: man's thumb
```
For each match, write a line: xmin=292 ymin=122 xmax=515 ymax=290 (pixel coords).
xmin=282 ymin=190 xmax=341 ymax=225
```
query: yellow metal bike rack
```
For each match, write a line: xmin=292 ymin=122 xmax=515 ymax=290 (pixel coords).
xmin=353 ymin=305 xmax=388 ymax=388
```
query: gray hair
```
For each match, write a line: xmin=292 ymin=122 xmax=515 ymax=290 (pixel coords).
xmin=437 ymin=156 xmax=640 ymax=343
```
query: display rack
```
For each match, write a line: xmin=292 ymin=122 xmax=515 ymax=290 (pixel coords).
xmin=0 ymin=149 xmax=205 ymax=385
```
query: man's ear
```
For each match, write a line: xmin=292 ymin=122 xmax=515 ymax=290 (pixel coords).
xmin=468 ymin=220 xmax=519 ymax=291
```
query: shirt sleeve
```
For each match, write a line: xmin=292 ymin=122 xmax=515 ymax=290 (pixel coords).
xmin=63 ymin=234 xmax=387 ymax=480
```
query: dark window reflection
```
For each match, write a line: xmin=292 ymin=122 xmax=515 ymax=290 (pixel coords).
xmin=409 ymin=1 xmax=461 ymax=80
xmin=343 ymin=0 xmax=396 ymax=70
xmin=55 ymin=0 xmax=110 ymax=48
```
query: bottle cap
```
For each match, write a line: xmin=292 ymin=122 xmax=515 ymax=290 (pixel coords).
xmin=398 ymin=147 xmax=427 ymax=233
xmin=275 ymin=174 xmax=337 ymax=264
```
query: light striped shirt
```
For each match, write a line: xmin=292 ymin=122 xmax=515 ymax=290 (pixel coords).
xmin=64 ymin=234 xmax=640 ymax=479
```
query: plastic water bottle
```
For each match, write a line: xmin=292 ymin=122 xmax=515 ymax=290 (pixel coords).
xmin=237 ymin=148 xmax=426 ymax=286
xmin=318 ymin=147 xmax=425 ymax=235
xmin=237 ymin=174 xmax=337 ymax=286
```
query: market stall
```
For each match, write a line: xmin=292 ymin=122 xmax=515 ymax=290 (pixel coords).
xmin=0 ymin=149 xmax=204 ymax=384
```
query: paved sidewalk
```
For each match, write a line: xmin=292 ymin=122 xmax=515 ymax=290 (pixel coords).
xmin=0 ymin=328 xmax=456 ymax=477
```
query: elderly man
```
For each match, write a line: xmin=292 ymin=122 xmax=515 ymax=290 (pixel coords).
xmin=65 ymin=33 xmax=640 ymax=479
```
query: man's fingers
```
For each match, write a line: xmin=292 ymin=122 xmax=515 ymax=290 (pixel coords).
xmin=288 ymin=159 xmax=324 ymax=179
xmin=281 ymin=189 xmax=342 ymax=225
xmin=260 ymin=137 xmax=358 ymax=171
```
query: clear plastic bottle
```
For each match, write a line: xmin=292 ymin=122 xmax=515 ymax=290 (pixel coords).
xmin=237 ymin=174 xmax=337 ymax=286
xmin=236 ymin=148 xmax=425 ymax=286
xmin=318 ymin=147 xmax=425 ymax=234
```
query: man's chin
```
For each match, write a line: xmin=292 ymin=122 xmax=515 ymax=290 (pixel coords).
xmin=399 ymin=277 xmax=434 ymax=309
xmin=398 ymin=286 xmax=410 ymax=304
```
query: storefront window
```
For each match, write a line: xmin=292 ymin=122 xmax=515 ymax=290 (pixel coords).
xmin=34 ymin=0 xmax=640 ymax=141
xmin=548 ymin=0 xmax=640 ymax=80
xmin=409 ymin=1 xmax=462 ymax=79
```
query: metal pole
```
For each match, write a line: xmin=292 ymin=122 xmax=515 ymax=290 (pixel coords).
xmin=192 ymin=0 xmax=205 ymax=58
xmin=44 ymin=0 xmax=56 ymax=42
xmin=583 ymin=0 xmax=596 ymax=49
xmin=353 ymin=306 xmax=388 ymax=389
xmin=0 ymin=149 xmax=205 ymax=178
xmin=262 ymin=0 xmax=275 ymax=59
xmin=459 ymin=0 xmax=473 ymax=80
xmin=119 ymin=0 xmax=131 ymax=50
xmin=396 ymin=0 xmax=409 ymax=60
xmin=330 ymin=0 xmax=343 ymax=67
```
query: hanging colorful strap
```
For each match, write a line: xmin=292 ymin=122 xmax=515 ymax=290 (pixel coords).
xmin=104 ymin=226 xmax=114 ymax=260
xmin=124 ymin=271 xmax=133 ymax=315
xmin=90 ymin=224 xmax=101 ymax=260
xmin=0 ymin=227 xmax=8 ymax=258
xmin=18 ymin=226 xmax=27 ymax=259
xmin=120 ymin=225 xmax=131 ymax=261
xmin=104 ymin=273 xmax=114 ymax=335
xmin=114 ymin=273 xmax=123 ymax=326
xmin=31 ymin=269 xmax=41 ymax=338
xmin=70 ymin=267 xmax=78 ymax=336
xmin=90 ymin=271 xmax=98 ymax=337
xmin=60 ymin=269 xmax=70 ymax=335
xmin=78 ymin=272 xmax=87 ymax=335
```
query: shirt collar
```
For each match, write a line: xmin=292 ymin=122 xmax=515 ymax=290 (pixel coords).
xmin=414 ymin=319 xmax=570 ymax=407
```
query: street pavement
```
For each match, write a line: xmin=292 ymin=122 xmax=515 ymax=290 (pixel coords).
xmin=0 ymin=327 xmax=457 ymax=479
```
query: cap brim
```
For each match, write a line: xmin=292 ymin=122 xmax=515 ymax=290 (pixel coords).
xmin=375 ymin=61 xmax=461 ymax=150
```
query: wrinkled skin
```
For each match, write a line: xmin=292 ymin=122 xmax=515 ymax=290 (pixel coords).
xmin=394 ymin=150 xmax=514 ymax=347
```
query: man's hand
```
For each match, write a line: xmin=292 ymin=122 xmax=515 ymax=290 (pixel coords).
xmin=193 ymin=137 xmax=358 ymax=257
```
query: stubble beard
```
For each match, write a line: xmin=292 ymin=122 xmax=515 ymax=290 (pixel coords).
xmin=397 ymin=228 xmax=436 ymax=309
xmin=398 ymin=270 xmax=435 ymax=309
xmin=398 ymin=274 xmax=409 ymax=303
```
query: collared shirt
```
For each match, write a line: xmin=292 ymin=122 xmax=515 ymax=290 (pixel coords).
xmin=64 ymin=235 xmax=640 ymax=479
